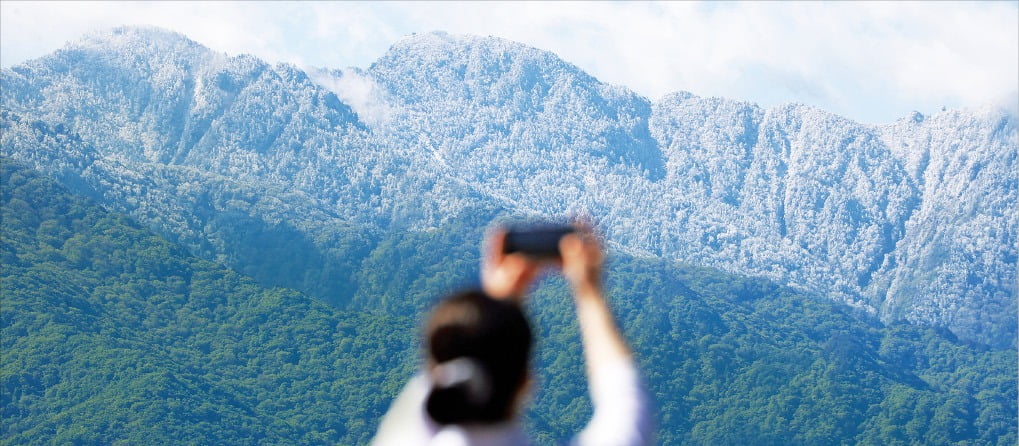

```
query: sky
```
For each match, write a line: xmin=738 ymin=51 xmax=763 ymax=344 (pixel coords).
xmin=1 ymin=1 xmax=1017 ymax=124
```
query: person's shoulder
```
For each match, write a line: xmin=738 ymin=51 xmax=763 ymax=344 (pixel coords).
xmin=371 ymin=375 xmax=436 ymax=446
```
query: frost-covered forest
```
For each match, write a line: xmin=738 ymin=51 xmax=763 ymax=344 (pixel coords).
xmin=3 ymin=27 xmax=1014 ymax=347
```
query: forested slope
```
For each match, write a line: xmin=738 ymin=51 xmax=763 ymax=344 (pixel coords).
xmin=1 ymin=159 xmax=417 ymax=444
xmin=3 ymin=158 xmax=1014 ymax=444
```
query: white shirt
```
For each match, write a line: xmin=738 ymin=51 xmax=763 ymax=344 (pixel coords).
xmin=372 ymin=360 xmax=652 ymax=446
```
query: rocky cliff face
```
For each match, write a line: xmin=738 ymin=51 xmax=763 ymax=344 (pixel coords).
xmin=3 ymin=27 xmax=1015 ymax=346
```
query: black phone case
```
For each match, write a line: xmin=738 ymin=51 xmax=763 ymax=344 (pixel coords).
xmin=503 ymin=226 xmax=575 ymax=258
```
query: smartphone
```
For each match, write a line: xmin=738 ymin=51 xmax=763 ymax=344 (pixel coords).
xmin=503 ymin=224 xmax=576 ymax=259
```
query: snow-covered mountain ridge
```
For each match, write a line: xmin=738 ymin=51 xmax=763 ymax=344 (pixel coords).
xmin=2 ymin=27 xmax=1015 ymax=347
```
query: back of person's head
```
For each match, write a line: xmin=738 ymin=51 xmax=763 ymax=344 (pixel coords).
xmin=424 ymin=290 xmax=532 ymax=425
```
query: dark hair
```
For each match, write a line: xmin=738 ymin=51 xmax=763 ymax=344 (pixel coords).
xmin=424 ymin=290 xmax=532 ymax=425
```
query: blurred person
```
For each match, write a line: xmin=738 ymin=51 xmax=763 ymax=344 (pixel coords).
xmin=372 ymin=224 xmax=651 ymax=446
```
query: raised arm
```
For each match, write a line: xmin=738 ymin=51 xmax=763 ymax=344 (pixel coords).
xmin=560 ymin=230 xmax=652 ymax=446
xmin=559 ymin=231 xmax=632 ymax=375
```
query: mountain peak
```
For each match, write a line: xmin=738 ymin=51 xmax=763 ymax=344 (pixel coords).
xmin=387 ymin=30 xmax=537 ymax=58
xmin=372 ymin=31 xmax=596 ymax=90
xmin=72 ymin=26 xmax=204 ymax=54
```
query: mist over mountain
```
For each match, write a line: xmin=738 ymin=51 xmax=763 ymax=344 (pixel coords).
xmin=1 ymin=27 xmax=1015 ymax=347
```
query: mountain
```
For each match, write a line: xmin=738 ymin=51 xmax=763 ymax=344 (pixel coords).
xmin=4 ymin=157 xmax=1016 ymax=444
xmin=1 ymin=26 xmax=1015 ymax=349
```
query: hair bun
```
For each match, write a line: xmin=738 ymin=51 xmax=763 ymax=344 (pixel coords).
xmin=426 ymin=358 xmax=493 ymax=424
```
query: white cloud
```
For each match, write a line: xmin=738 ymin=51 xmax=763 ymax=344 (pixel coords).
xmin=308 ymin=68 xmax=394 ymax=128
xmin=2 ymin=1 xmax=1016 ymax=124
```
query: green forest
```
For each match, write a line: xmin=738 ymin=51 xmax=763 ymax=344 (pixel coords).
xmin=2 ymin=157 xmax=1016 ymax=444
